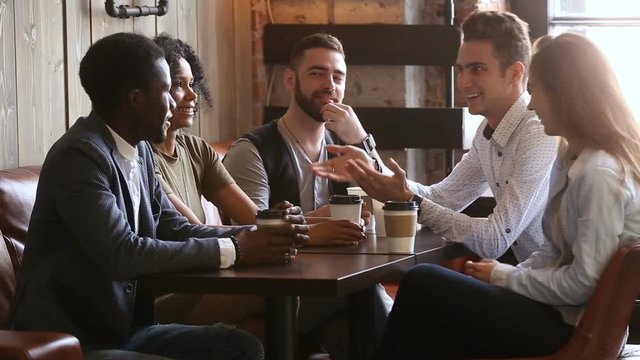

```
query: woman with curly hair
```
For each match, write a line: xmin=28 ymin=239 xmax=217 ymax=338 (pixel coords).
xmin=150 ymin=34 xmax=265 ymax=333
xmin=152 ymin=34 xmax=259 ymax=225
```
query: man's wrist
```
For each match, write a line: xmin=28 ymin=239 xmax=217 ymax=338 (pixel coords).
xmin=353 ymin=134 xmax=376 ymax=155
xmin=410 ymin=194 xmax=424 ymax=216
xmin=230 ymin=235 xmax=243 ymax=266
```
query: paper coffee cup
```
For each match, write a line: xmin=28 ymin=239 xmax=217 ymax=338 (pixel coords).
xmin=329 ymin=194 xmax=362 ymax=224
xmin=347 ymin=187 xmax=375 ymax=234
xmin=256 ymin=209 xmax=287 ymax=228
xmin=383 ymin=201 xmax=418 ymax=253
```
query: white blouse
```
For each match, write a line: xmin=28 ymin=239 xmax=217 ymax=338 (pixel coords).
xmin=492 ymin=148 xmax=640 ymax=325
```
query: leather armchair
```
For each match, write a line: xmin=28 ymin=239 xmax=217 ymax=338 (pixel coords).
xmin=480 ymin=241 xmax=640 ymax=360
xmin=0 ymin=166 xmax=82 ymax=359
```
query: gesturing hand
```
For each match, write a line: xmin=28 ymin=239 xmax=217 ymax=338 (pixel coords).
xmin=236 ymin=224 xmax=309 ymax=266
xmin=464 ymin=259 xmax=499 ymax=283
xmin=311 ymin=144 xmax=373 ymax=183
xmin=345 ymin=157 xmax=413 ymax=202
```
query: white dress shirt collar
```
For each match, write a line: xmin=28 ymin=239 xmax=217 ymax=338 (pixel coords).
xmin=492 ymin=92 xmax=532 ymax=148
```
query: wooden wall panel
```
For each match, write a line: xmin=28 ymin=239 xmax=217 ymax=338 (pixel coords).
xmin=0 ymin=0 xmax=241 ymax=169
xmin=90 ymin=0 xmax=134 ymax=42
xmin=0 ymin=0 xmax=18 ymax=168
xmin=176 ymin=0 xmax=200 ymax=136
xmin=65 ymin=0 xmax=92 ymax=127
xmin=234 ymin=0 xmax=253 ymax=138
xmin=156 ymin=0 xmax=179 ymax=36
xmin=198 ymin=0 xmax=240 ymax=142
xmin=15 ymin=0 xmax=66 ymax=166
xmin=132 ymin=0 xmax=157 ymax=37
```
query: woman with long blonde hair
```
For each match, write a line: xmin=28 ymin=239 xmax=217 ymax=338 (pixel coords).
xmin=372 ymin=32 xmax=640 ymax=359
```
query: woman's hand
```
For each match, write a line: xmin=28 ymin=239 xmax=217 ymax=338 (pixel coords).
xmin=464 ymin=259 xmax=499 ymax=283
xmin=308 ymin=220 xmax=365 ymax=247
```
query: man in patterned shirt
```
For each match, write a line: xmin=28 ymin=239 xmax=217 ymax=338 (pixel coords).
xmin=312 ymin=11 xmax=558 ymax=262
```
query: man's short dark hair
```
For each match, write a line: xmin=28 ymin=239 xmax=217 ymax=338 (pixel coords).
xmin=79 ymin=32 xmax=165 ymax=117
xmin=289 ymin=33 xmax=345 ymax=70
xmin=462 ymin=11 xmax=531 ymax=73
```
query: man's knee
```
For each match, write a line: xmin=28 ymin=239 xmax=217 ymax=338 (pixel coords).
xmin=209 ymin=325 xmax=265 ymax=360
xmin=401 ymin=263 xmax=444 ymax=288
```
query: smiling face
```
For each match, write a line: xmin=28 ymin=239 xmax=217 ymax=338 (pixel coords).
xmin=455 ymin=40 xmax=523 ymax=127
xmin=286 ymin=47 xmax=346 ymax=122
xmin=168 ymin=57 xmax=198 ymax=131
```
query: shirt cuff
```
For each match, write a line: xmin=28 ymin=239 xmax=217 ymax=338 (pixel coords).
xmin=218 ymin=238 xmax=236 ymax=269
xmin=490 ymin=262 xmax=517 ymax=287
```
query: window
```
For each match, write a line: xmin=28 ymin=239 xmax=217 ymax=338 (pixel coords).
xmin=548 ymin=0 xmax=640 ymax=119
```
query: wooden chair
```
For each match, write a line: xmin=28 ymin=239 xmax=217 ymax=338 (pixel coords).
xmin=481 ymin=240 xmax=640 ymax=360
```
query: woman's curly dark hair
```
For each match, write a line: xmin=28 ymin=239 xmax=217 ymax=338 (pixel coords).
xmin=153 ymin=33 xmax=213 ymax=108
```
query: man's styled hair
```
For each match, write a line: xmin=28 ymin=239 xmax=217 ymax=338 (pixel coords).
xmin=530 ymin=33 xmax=640 ymax=182
xmin=288 ymin=33 xmax=345 ymax=70
xmin=462 ymin=11 xmax=531 ymax=73
xmin=79 ymin=32 xmax=165 ymax=116
xmin=153 ymin=33 xmax=213 ymax=108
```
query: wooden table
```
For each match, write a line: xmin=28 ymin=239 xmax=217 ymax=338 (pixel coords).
xmin=136 ymin=253 xmax=414 ymax=360
xmin=300 ymin=227 xmax=475 ymax=264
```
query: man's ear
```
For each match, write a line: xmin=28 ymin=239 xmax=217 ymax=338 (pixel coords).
xmin=284 ymin=67 xmax=296 ymax=92
xmin=510 ymin=61 xmax=526 ymax=85
xmin=128 ymin=89 xmax=145 ymax=109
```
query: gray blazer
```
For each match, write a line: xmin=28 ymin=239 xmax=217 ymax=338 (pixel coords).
xmin=11 ymin=113 xmax=241 ymax=350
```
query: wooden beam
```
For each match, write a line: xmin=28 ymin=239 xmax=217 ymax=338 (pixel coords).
xmin=263 ymin=24 xmax=461 ymax=66
xmin=264 ymin=107 xmax=481 ymax=150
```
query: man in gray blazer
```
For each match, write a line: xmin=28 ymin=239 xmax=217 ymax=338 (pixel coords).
xmin=10 ymin=32 xmax=308 ymax=360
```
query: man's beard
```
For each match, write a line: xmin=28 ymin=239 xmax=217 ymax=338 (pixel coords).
xmin=294 ymin=78 xmax=332 ymax=123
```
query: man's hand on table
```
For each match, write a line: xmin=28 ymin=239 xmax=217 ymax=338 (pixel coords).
xmin=273 ymin=200 xmax=305 ymax=224
xmin=236 ymin=224 xmax=309 ymax=266
xmin=308 ymin=220 xmax=365 ymax=247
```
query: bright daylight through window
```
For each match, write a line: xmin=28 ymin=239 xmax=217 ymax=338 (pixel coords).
xmin=549 ymin=0 xmax=640 ymax=119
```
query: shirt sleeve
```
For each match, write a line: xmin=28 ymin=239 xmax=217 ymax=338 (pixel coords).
xmin=492 ymin=165 xmax=629 ymax=306
xmin=408 ymin=143 xmax=490 ymax=211
xmin=184 ymin=135 xmax=235 ymax=201
xmin=414 ymin=123 xmax=557 ymax=259
xmin=218 ymin=238 xmax=236 ymax=268
xmin=153 ymin=152 xmax=175 ymax=195
xmin=223 ymin=139 xmax=271 ymax=210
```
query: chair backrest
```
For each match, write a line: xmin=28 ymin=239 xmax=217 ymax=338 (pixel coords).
xmin=555 ymin=240 xmax=640 ymax=360
xmin=0 ymin=165 xmax=41 ymax=329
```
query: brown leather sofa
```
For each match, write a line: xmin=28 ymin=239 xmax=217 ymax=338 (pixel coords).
xmin=0 ymin=165 xmax=82 ymax=360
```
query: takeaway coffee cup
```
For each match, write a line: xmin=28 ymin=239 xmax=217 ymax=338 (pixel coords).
xmin=383 ymin=201 xmax=419 ymax=253
xmin=256 ymin=209 xmax=287 ymax=228
xmin=346 ymin=187 xmax=375 ymax=234
xmin=329 ymin=194 xmax=362 ymax=224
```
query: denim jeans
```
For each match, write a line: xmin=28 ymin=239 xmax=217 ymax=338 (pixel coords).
xmin=84 ymin=323 xmax=263 ymax=360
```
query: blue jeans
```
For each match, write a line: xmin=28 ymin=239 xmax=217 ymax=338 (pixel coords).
xmin=84 ymin=323 xmax=263 ymax=360
xmin=372 ymin=264 xmax=574 ymax=360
